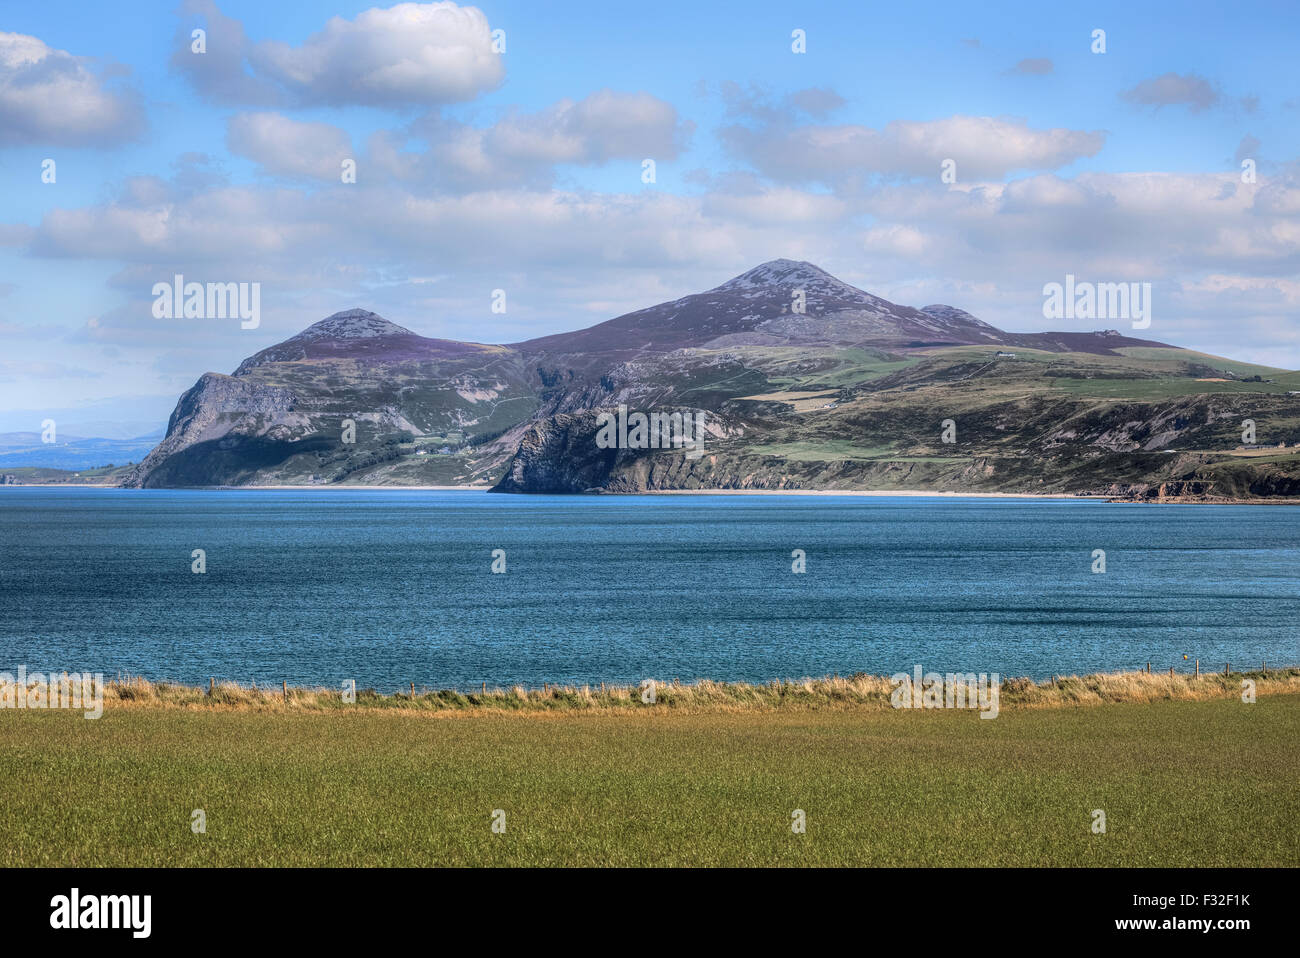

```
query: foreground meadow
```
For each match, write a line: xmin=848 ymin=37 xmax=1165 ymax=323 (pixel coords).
xmin=1 ymin=684 xmax=1296 ymax=867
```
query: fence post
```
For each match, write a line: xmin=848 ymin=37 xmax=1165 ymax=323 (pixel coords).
xmin=1195 ymin=659 xmax=1199 ymax=677
xmin=410 ymin=682 xmax=415 ymax=698
xmin=283 ymin=680 xmax=288 ymax=702
xmin=1225 ymin=662 xmax=1230 ymax=676
xmin=209 ymin=677 xmax=214 ymax=696
xmin=1146 ymin=662 xmax=1151 ymax=674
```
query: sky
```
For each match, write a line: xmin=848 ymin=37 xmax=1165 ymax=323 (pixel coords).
xmin=1 ymin=0 xmax=1298 ymax=431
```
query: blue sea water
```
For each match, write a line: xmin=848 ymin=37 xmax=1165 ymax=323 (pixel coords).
xmin=0 ymin=487 xmax=1297 ymax=690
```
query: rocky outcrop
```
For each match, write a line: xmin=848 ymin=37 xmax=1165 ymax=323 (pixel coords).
xmin=492 ymin=408 xmax=734 ymax=493
xmin=1105 ymin=467 xmax=1300 ymax=502
xmin=120 ymin=374 xmax=302 ymax=487
xmin=492 ymin=412 xmax=617 ymax=493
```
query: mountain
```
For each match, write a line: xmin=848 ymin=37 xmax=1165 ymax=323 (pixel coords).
xmin=121 ymin=261 xmax=1300 ymax=500
xmin=516 ymin=259 xmax=1166 ymax=357
xmin=121 ymin=308 xmax=538 ymax=487
xmin=515 ymin=258 xmax=1002 ymax=354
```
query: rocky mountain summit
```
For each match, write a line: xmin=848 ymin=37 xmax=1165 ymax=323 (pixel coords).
xmin=234 ymin=309 xmax=491 ymax=374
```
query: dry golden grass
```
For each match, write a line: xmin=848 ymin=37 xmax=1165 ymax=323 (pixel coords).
xmin=5 ymin=666 xmax=1293 ymax=716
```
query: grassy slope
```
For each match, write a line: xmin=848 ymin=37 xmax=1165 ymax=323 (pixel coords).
xmin=0 ymin=464 xmax=133 ymax=483
xmin=670 ymin=344 xmax=1300 ymax=497
xmin=3 ymin=691 xmax=1296 ymax=867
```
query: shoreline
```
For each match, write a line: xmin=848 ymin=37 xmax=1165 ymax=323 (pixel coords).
xmin=642 ymin=488 xmax=1087 ymax=498
xmin=6 ymin=483 xmax=1300 ymax=504
xmin=0 ymin=483 xmax=1086 ymax=497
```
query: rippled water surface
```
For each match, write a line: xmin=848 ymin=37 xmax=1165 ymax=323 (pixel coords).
xmin=1 ymin=488 xmax=1296 ymax=688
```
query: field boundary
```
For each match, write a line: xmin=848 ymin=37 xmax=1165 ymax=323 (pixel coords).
xmin=5 ymin=666 xmax=1293 ymax=715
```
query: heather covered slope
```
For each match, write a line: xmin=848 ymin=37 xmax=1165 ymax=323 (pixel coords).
xmin=121 ymin=263 xmax=1300 ymax=497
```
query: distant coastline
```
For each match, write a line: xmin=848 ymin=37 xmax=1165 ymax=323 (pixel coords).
xmin=8 ymin=482 xmax=1300 ymax=503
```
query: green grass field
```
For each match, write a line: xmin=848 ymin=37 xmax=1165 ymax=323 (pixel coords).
xmin=3 ymin=692 xmax=1296 ymax=867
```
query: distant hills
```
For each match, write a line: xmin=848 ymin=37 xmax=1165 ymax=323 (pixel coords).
xmin=117 ymin=260 xmax=1300 ymax=500
xmin=0 ymin=429 xmax=164 ymax=471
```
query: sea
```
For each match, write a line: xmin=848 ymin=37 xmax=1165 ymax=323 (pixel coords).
xmin=1 ymin=487 xmax=1296 ymax=690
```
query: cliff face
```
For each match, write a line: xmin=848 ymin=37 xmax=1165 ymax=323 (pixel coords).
xmin=493 ymin=412 xmax=619 ymax=493
xmin=1103 ymin=463 xmax=1300 ymax=502
xmin=492 ymin=408 xmax=736 ymax=493
xmin=121 ymin=374 xmax=303 ymax=487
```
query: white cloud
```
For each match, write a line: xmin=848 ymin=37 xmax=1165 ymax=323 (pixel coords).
xmin=0 ymin=31 xmax=144 ymax=146
xmin=14 ymin=146 xmax=1300 ymax=366
xmin=702 ymin=186 xmax=846 ymax=225
xmin=722 ymin=115 xmax=1106 ymax=186
xmin=373 ymin=90 xmax=691 ymax=191
xmin=227 ymin=113 xmax=353 ymax=180
xmin=174 ymin=0 xmax=503 ymax=107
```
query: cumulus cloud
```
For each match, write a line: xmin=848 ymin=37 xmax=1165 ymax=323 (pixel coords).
xmin=862 ymin=171 xmax=1300 ymax=276
xmin=845 ymin=171 xmax=1300 ymax=363
xmin=0 ymin=31 xmax=144 ymax=146
xmin=24 ymin=159 xmax=1300 ymax=295
xmin=371 ymin=90 xmax=691 ymax=191
xmin=1182 ymin=274 xmax=1300 ymax=306
xmin=721 ymin=114 xmax=1106 ymax=186
xmin=228 ymin=113 xmax=353 ymax=180
xmin=13 ymin=131 xmax=1300 ymax=364
xmin=702 ymin=185 xmax=847 ymax=226
xmin=1121 ymin=72 xmax=1220 ymax=112
xmin=173 ymin=0 xmax=503 ymax=107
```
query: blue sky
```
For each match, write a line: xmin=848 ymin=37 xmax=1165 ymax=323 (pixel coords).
xmin=1 ymin=0 xmax=1298 ymax=430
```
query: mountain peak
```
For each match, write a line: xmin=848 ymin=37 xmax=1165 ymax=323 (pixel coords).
xmin=713 ymin=259 xmax=847 ymax=293
xmin=231 ymin=308 xmax=484 ymax=376
xmin=300 ymin=309 xmax=413 ymax=341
